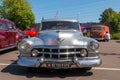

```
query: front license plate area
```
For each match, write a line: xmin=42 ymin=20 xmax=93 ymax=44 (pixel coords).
xmin=47 ymin=63 xmax=70 ymax=69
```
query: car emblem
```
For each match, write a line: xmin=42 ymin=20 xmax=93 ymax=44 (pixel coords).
xmin=56 ymin=38 xmax=64 ymax=45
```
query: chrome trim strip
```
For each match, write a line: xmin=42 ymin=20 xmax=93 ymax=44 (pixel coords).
xmin=89 ymin=50 xmax=100 ymax=54
xmin=33 ymin=45 xmax=84 ymax=49
xmin=38 ymin=52 xmax=80 ymax=54
xmin=0 ymin=46 xmax=16 ymax=51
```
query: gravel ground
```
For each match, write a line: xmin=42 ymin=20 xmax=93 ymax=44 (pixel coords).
xmin=99 ymin=40 xmax=120 ymax=54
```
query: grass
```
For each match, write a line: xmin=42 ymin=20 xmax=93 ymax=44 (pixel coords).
xmin=111 ymin=32 xmax=120 ymax=40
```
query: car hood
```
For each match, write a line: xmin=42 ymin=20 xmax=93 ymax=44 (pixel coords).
xmin=91 ymin=30 xmax=105 ymax=33
xmin=38 ymin=30 xmax=84 ymax=46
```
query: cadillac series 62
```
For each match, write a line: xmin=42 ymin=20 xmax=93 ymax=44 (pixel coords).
xmin=17 ymin=18 xmax=102 ymax=71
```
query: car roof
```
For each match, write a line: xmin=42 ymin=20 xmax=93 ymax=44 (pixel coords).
xmin=92 ymin=25 xmax=108 ymax=27
xmin=42 ymin=18 xmax=78 ymax=22
xmin=0 ymin=18 xmax=14 ymax=24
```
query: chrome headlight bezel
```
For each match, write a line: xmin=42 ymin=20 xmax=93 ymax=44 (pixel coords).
xmin=18 ymin=42 xmax=32 ymax=51
xmin=88 ymin=41 xmax=99 ymax=50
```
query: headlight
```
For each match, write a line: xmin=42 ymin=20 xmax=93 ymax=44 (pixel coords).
xmin=80 ymin=49 xmax=88 ymax=57
xmin=88 ymin=41 xmax=99 ymax=50
xmin=18 ymin=42 xmax=31 ymax=50
xmin=31 ymin=49 xmax=39 ymax=57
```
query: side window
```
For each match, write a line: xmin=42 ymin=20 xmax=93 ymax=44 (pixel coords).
xmin=8 ymin=23 xmax=14 ymax=29
xmin=0 ymin=22 xmax=7 ymax=30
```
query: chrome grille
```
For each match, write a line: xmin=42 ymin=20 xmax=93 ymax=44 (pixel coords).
xmin=36 ymin=48 xmax=84 ymax=59
xmin=92 ymin=33 xmax=100 ymax=38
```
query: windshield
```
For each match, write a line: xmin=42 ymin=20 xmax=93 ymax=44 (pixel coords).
xmin=91 ymin=26 xmax=104 ymax=30
xmin=42 ymin=21 xmax=79 ymax=30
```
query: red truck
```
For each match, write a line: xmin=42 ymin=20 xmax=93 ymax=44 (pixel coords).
xmin=90 ymin=25 xmax=110 ymax=40
xmin=0 ymin=19 xmax=24 ymax=51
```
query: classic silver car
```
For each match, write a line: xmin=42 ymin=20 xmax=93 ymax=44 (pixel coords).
xmin=17 ymin=18 xmax=102 ymax=70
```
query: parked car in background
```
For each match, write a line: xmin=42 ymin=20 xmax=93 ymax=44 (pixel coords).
xmin=90 ymin=25 xmax=110 ymax=40
xmin=0 ymin=18 xmax=24 ymax=51
xmin=17 ymin=18 xmax=101 ymax=71
xmin=23 ymin=27 xmax=38 ymax=37
xmin=16 ymin=28 xmax=25 ymax=43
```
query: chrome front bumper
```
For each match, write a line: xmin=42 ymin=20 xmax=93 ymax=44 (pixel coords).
xmin=94 ymin=38 xmax=104 ymax=40
xmin=17 ymin=56 xmax=102 ymax=68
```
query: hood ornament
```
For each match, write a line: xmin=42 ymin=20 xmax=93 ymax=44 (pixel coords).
xmin=56 ymin=38 xmax=64 ymax=45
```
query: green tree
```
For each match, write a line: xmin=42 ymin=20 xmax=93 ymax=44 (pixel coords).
xmin=99 ymin=8 xmax=116 ymax=25
xmin=110 ymin=13 xmax=120 ymax=32
xmin=99 ymin=8 xmax=120 ymax=33
xmin=0 ymin=0 xmax=35 ymax=30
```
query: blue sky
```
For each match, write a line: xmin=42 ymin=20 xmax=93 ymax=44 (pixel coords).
xmin=29 ymin=0 xmax=120 ymax=23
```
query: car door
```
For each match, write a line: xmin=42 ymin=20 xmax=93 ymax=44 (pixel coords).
xmin=0 ymin=21 xmax=9 ymax=48
xmin=7 ymin=22 xmax=17 ymax=46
